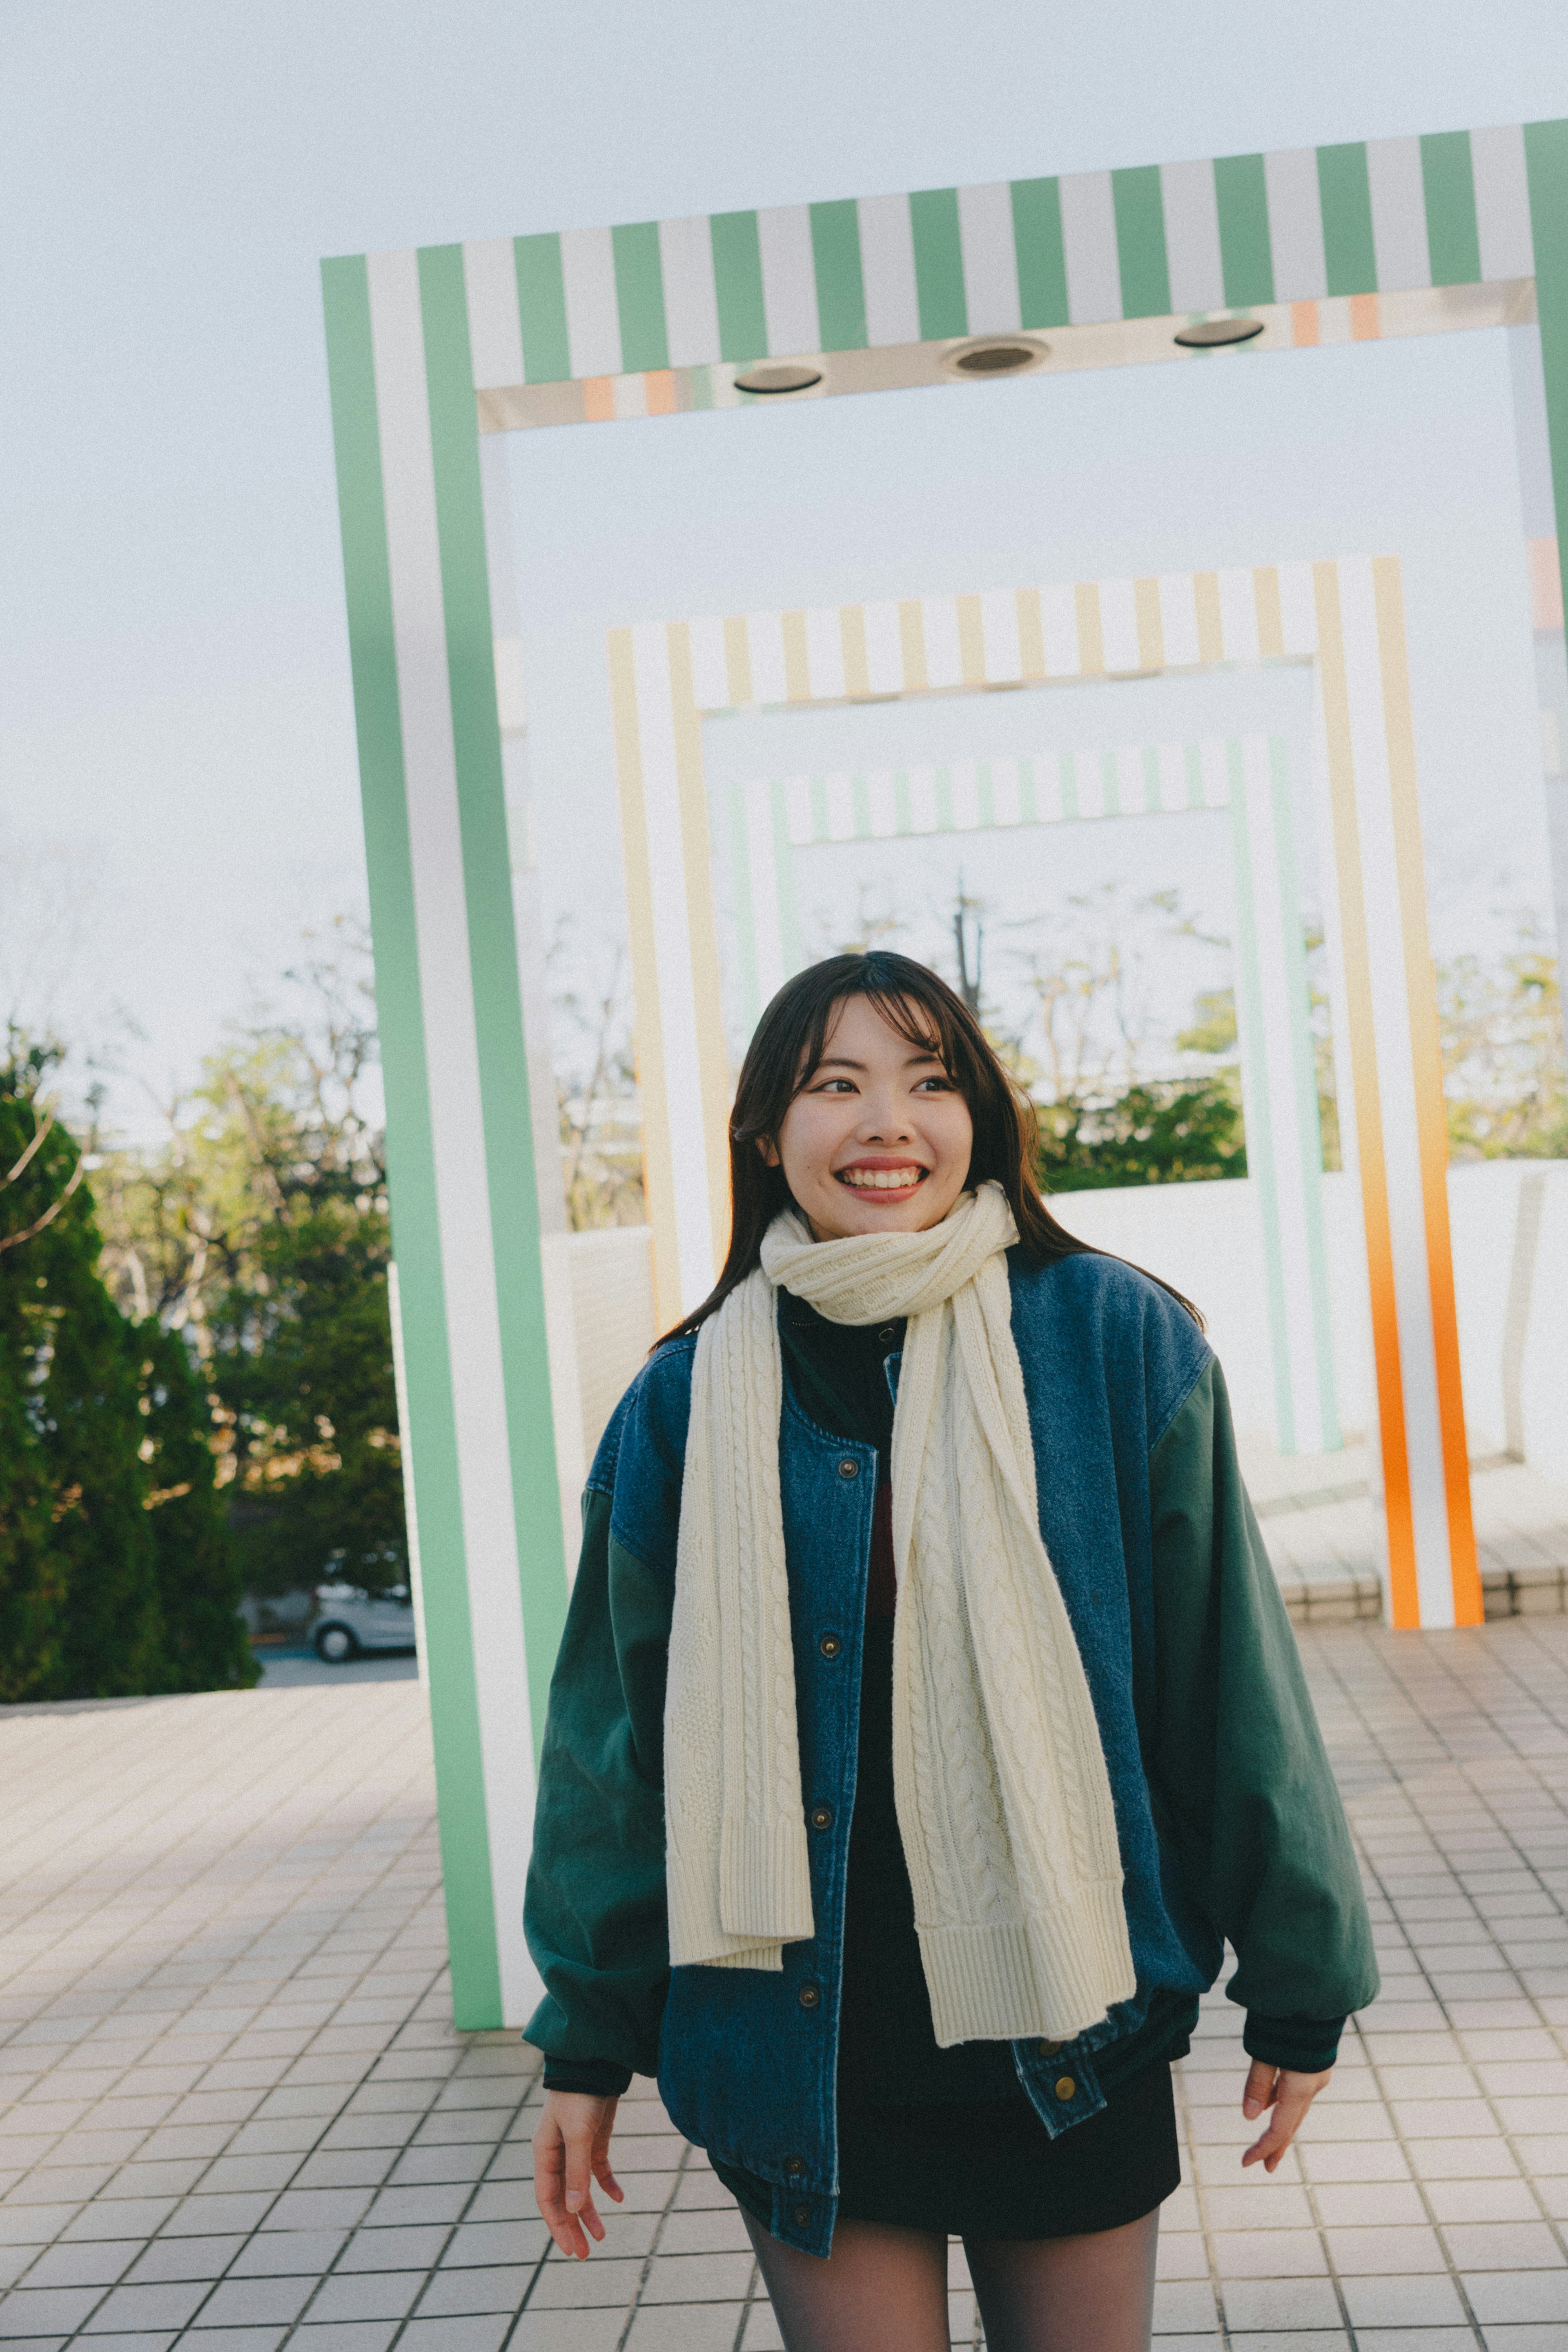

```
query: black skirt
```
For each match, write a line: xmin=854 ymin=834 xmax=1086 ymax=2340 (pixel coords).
xmin=715 ymin=2055 xmax=1180 ymax=2242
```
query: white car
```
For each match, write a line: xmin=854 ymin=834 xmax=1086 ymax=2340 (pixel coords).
xmin=313 ymin=1582 xmax=417 ymax=1662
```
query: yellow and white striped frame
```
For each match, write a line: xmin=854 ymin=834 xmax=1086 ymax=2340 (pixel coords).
xmin=609 ymin=554 xmax=1481 ymax=1632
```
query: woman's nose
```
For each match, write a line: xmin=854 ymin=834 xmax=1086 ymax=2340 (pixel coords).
xmin=859 ymin=1099 xmax=913 ymax=1140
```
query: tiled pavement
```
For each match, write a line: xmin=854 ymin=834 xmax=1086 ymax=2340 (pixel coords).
xmin=3 ymin=1623 xmax=1568 ymax=2350
xmin=1237 ymin=1440 xmax=1568 ymax=1627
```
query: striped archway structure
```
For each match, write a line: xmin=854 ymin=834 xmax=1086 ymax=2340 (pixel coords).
xmin=323 ymin=121 xmax=1568 ymax=2025
xmin=718 ymin=731 xmax=1339 ymax=1462
xmin=610 ymin=562 xmax=1475 ymax=1643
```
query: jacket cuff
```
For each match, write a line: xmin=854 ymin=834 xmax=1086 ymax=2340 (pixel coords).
xmin=541 ymin=2057 xmax=634 ymax=2098
xmin=1243 ymin=2012 xmax=1346 ymax=2074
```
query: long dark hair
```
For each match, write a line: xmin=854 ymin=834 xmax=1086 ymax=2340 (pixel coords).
xmin=664 ymin=951 xmax=1200 ymax=1340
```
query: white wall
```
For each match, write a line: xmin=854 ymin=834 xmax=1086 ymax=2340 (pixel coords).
xmin=569 ymin=1226 xmax=658 ymax=1466
xmin=1047 ymin=1165 xmax=1568 ymax=1474
xmin=1447 ymin=1160 xmax=1568 ymax=1481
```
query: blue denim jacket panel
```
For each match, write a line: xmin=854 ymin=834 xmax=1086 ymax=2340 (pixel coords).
xmin=657 ymin=1397 xmax=876 ymax=2257
xmin=592 ymin=1253 xmax=1214 ymax=2257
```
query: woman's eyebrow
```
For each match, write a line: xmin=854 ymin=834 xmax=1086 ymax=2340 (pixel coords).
xmin=811 ymin=1049 xmax=943 ymax=1073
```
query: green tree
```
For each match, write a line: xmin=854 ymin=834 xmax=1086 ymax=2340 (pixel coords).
xmin=1036 ymin=1077 xmax=1247 ymax=1192
xmin=140 ymin=1327 xmax=256 ymax=1691
xmin=0 ymin=1046 xmax=254 ymax=1699
xmin=0 ymin=1052 xmax=77 ymax=1699
xmin=1 ymin=1045 xmax=163 ymax=1697
xmin=217 ymin=1167 xmax=405 ymax=1599
xmin=1439 ymin=927 xmax=1568 ymax=1159
xmin=96 ymin=934 xmax=407 ymax=1602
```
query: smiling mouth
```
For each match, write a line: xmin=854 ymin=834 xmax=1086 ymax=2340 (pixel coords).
xmin=835 ymin=1166 xmax=928 ymax=1191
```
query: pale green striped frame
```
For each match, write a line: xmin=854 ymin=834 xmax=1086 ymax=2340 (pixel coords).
xmin=322 ymin=119 xmax=1568 ymax=2026
xmin=460 ymin=123 xmax=1566 ymax=432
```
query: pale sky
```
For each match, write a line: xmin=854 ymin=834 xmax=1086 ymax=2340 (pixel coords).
xmin=4 ymin=1 xmax=1568 ymax=1135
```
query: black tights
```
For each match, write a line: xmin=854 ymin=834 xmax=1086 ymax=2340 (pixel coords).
xmin=741 ymin=2204 xmax=1160 ymax=2352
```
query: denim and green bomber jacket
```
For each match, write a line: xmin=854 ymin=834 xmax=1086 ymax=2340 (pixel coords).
xmin=523 ymin=1249 xmax=1379 ymax=2257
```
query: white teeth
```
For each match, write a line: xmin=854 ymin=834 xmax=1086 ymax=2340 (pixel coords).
xmin=838 ymin=1167 xmax=923 ymax=1189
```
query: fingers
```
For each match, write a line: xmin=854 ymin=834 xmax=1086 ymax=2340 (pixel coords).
xmin=533 ymin=2105 xmax=608 ymax=2259
xmin=1240 ymin=2058 xmax=1277 ymax=2122
xmin=1241 ymin=2065 xmax=1333 ymax=2174
xmin=562 ymin=2115 xmax=606 ymax=2249
xmin=591 ymin=2123 xmax=624 ymax=2206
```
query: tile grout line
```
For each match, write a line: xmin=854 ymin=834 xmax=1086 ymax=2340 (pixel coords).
xmin=615 ymin=2138 xmax=697 ymax=2352
xmin=1316 ymin=1627 xmax=1568 ymax=2344
xmin=270 ymin=1977 xmax=523 ymax=2346
xmin=62 ymin=1943 xmax=454 ymax=2341
xmin=0 ymin=1699 xmax=442 ymax=2342
xmin=35 ymin=1878 xmax=445 ymax=2338
xmin=1172 ymin=2052 xmax=1232 ymax=2352
xmin=729 ymin=2252 xmax=762 ymax=2352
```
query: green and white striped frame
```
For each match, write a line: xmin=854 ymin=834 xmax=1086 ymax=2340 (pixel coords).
xmin=322 ymin=120 xmax=1568 ymax=2026
xmin=718 ymin=732 xmax=1340 ymax=1458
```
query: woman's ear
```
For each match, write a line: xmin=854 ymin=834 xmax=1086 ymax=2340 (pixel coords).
xmin=756 ymin=1135 xmax=782 ymax=1168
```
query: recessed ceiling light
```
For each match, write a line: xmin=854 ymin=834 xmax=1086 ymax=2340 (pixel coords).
xmin=1174 ymin=317 xmax=1266 ymax=348
xmin=733 ymin=362 xmax=823 ymax=394
xmin=943 ymin=337 xmax=1049 ymax=378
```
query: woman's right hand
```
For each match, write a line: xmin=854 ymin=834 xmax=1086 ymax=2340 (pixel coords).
xmin=533 ymin=2090 xmax=624 ymax=2258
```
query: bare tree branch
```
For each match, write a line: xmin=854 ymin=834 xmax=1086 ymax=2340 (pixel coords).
xmin=0 ymin=1153 xmax=83 ymax=1252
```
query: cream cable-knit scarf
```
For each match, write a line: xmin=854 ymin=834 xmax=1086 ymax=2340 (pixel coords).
xmin=664 ymin=1181 xmax=1136 ymax=2048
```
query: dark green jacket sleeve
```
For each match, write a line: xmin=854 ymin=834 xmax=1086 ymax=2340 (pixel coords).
xmin=522 ymin=1487 xmax=675 ymax=2088
xmin=1147 ymin=1360 xmax=1379 ymax=2071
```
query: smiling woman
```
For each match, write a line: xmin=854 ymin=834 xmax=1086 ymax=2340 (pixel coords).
xmin=521 ymin=950 xmax=1376 ymax=2352
xmin=760 ymin=995 xmax=974 ymax=1233
xmin=667 ymin=950 xmax=1127 ymax=1340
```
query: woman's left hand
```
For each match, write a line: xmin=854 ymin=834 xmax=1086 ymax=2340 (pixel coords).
xmin=1240 ymin=2060 xmax=1332 ymax=2171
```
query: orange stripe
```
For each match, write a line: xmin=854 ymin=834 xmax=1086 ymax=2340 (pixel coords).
xmin=1350 ymin=293 xmax=1380 ymax=342
xmin=956 ymin=593 xmax=987 ymax=685
xmin=898 ymin=600 xmax=928 ymax=689
xmin=723 ymin=613 xmax=752 ymax=707
xmin=665 ymin=625 xmax=733 ymax=1275
xmin=1016 ymin=589 xmax=1047 ymax=679
xmin=1254 ymin=567 xmax=1284 ymax=659
xmin=780 ymin=610 xmax=811 ymax=702
xmin=1193 ymin=572 xmax=1224 ymax=664
xmin=840 ymin=604 xmax=871 ymax=696
xmin=643 ymin=370 xmax=677 ymax=416
xmin=582 ymin=375 xmax=615 ymax=422
xmin=1313 ymin=564 xmax=1421 ymax=1627
xmin=1291 ymin=301 xmax=1319 ymax=347
xmin=1528 ymin=537 xmax=1565 ymax=632
xmin=1133 ymin=577 xmax=1165 ymax=670
xmin=1372 ymin=559 xmax=1481 ymax=1625
xmin=1074 ymin=583 xmax=1105 ymax=675
xmin=607 ymin=628 xmax=682 ymax=1330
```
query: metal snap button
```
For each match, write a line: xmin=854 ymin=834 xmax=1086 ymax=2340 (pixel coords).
xmin=878 ymin=1327 xmax=896 ymax=1345
xmin=837 ymin=1457 xmax=860 ymax=1479
xmin=1055 ymin=2075 xmax=1076 ymax=2100
xmin=793 ymin=2203 xmax=812 ymax=2226
xmin=809 ymin=1804 xmax=834 ymax=1831
xmin=797 ymin=1982 xmax=822 ymax=2009
xmin=785 ymin=2154 xmax=806 ymax=2175
xmin=1036 ymin=2039 xmax=1062 ymax=2059
xmin=818 ymin=1633 xmax=842 ymax=1659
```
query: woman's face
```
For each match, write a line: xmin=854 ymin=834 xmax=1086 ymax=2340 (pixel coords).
xmin=761 ymin=994 xmax=975 ymax=1242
